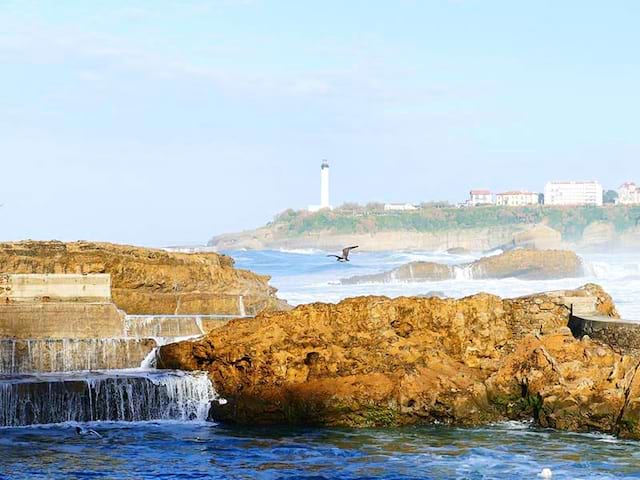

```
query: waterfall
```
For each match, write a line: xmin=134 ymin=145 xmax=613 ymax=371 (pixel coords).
xmin=453 ymin=265 xmax=475 ymax=280
xmin=195 ymin=316 xmax=205 ymax=334
xmin=137 ymin=334 xmax=205 ymax=370
xmin=238 ymin=296 xmax=246 ymax=316
xmin=125 ymin=316 xmax=209 ymax=338
xmin=0 ymin=370 xmax=216 ymax=427
xmin=1 ymin=309 xmax=234 ymax=428
xmin=0 ymin=339 xmax=157 ymax=374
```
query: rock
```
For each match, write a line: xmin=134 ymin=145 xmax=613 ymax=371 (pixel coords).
xmin=158 ymin=284 xmax=638 ymax=439
xmin=341 ymin=249 xmax=583 ymax=284
xmin=581 ymin=222 xmax=616 ymax=250
xmin=512 ymin=225 xmax=562 ymax=250
xmin=486 ymin=332 xmax=634 ymax=436
xmin=416 ymin=291 xmax=447 ymax=298
xmin=340 ymin=262 xmax=452 ymax=284
xmin=470 ymin=249 xmax=583 ymax=280
xmin=0 ymin=241 xmax=287 ymax=315
xmin=446 ymin=247 xmax=469 ymax=255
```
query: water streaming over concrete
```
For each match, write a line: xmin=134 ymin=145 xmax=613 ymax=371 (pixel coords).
xmin=124 ymin=315 xmax=236 ymax=338
xmin=1 ymin=310 xmax=243 ymax=427
xmin=0 ymin=338 xmax=157 ymax=374
xmin=0 ymin=370 xmax=216 ymax=427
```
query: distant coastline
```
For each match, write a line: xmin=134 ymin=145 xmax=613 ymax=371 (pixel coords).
xmin=208 ymin=204 xmax=640 ymax=252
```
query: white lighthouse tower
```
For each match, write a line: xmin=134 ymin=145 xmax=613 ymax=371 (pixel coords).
xmin=308 ymin=159 xmax=333 ymax=212
xmin=320 ymin=159 xmax=330 ymax=209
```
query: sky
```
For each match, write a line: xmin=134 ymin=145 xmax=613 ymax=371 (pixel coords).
xmin=1 ymin=1 xmax=639 ymax=246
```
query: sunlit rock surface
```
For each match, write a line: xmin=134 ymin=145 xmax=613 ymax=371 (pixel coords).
xmin=0 ymin=240 xmax=287 ymax=315
xmin=156 ymin=283 xmax=640 ymax=439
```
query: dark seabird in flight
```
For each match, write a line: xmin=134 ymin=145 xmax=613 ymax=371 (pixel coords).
xmin=327 ymin=245 xmax=358 ymax=262
xmin=75 ymin=426 xmax=103 ymax=438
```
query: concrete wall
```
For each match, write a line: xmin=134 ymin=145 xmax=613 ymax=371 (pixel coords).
xmin=568 ymin=316 xmax=640 ymax=353
xmin=0 ymin=303 xmax=125 ymax=339
xmin=0 ymin=274 xmax=111 ymax=302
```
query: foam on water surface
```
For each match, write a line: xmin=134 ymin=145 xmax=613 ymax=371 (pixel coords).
xmin=228 ymin=249 xmax=640 ymax=318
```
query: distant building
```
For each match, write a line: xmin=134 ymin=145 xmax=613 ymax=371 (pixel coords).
xmin=308 ymin=160 xmax=333 ymax=212
xmin=384 ymin=203 xmax=418 ymax=212
xmin=618 ymin=182 xmax=640 ymax=205
xmin=543 ymin=181 xmax=603 ymax=206
xmin=468 ymin=190 xmax=494 ymax=206
xmin=496 ymin=191 xmax=540 ymax=207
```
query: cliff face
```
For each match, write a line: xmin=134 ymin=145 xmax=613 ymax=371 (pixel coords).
xmin=209 ymin=205 xmax=640 ymax=252
xmin=157 ymin=284 xmax=640 ymax=439
xmin=0 ymin=241 xmax=286 ymax=315
xmin=209 ymin=225 xmax=534 ymax=252
xmin=342 ymin=249 xmax=583 ymax=284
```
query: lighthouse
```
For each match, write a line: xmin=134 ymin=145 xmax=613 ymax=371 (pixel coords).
xmin=320 ymin=159 xmax=330 ymax=209
xmin=308 ymin=159 xmax=333 ymax=212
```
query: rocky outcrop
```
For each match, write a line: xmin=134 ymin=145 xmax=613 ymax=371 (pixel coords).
xmin=511 ymin=224 xmax=562 ymax=250
xmin=341 ymin=261 xmax=452 ymax=284
xmin=471 ymin=249 xmax=583 ymax=279
xmin=156 ymin=284 xmax=640 ymax=438
xmin=0 ymin=241 xmax=286 ymax=315
xmin=581 ymin=222 xmax=617 ymax=249
xmin=341 ymin=249 xmax=583 ymax=284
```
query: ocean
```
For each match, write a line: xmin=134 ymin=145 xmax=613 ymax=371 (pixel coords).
xmin=2 ymin=249 xmax=640 ymax=479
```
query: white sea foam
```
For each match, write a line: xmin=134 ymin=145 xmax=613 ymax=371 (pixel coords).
xmin=278 ymin=248 xmax=322 ymax=255
xmin=235 ymin=250 xmax=640 ymax=319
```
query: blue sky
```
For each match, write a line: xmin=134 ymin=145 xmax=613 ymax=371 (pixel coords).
xmin=1 ymin=1 xmax=639 ymax=246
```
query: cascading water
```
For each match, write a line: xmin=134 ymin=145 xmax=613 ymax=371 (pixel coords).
xmin=124 ymin=315 xmax=224 ymax=338
xmin=0 ymin=370 xmax=216 ymax=427
xmin=453 ymin=265 xmax=475 ymax=280
xmin=1 ymin=312 xmax=233 ymax=427
xmin=238 ymin=295 xmax=246 ymax=316
xmin=0 ymin=338 xmax=157 ymax=374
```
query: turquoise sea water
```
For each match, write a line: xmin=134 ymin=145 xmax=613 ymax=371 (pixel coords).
xmin=2 ymin=421 xmax=640 ymax=479
xmin=3 ymin=249 xmax=640 ymax=479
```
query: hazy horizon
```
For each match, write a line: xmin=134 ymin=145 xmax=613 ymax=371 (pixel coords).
xmin=1 ymin=1 xmax=639 ymax=246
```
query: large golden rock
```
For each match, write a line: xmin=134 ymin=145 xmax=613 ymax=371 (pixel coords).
xmin=157 ymin=284 xmax=640 ymax=438
xmin=0 ymin=241 xmax=286 ymax=315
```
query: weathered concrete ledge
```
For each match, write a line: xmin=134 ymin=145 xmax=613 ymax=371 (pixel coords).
xmin=0 ymin=273 xmax=111 ymax=303
xmin=569 ymin=314 xmax=640 ymax=353
xmin=0 ymin=303 xmax=125 ymax=339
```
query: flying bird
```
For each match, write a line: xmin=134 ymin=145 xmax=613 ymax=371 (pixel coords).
xmin=327 ymin=245 xmax=358 ymax=262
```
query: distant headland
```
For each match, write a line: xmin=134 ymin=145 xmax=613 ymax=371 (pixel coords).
xmin=208 ymin=160 xmax=640 ymax=252
xmin=208 ymin=203 xmax=640 ymax=252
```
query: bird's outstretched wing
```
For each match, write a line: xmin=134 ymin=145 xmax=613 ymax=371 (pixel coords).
xmin=342 ymin=245 xmax=359 ymax=259
xmin=326 ymin=254 xmax=341 ymax=259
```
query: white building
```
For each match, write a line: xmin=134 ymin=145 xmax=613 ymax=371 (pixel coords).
xmin=468 ymin=190 xmax=494 ymax=206
xmin=543 ymin=181 xmax=603 ymax=206
xmin=308 ymin=160 xmax=333 ymax=212
xmin=618 ymin=182 xmax=640 ymax=205
xmin=384 ymin=203 xmax=418 ymax=211
xmin=496 ymin=191 xmax=540 ymax=207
